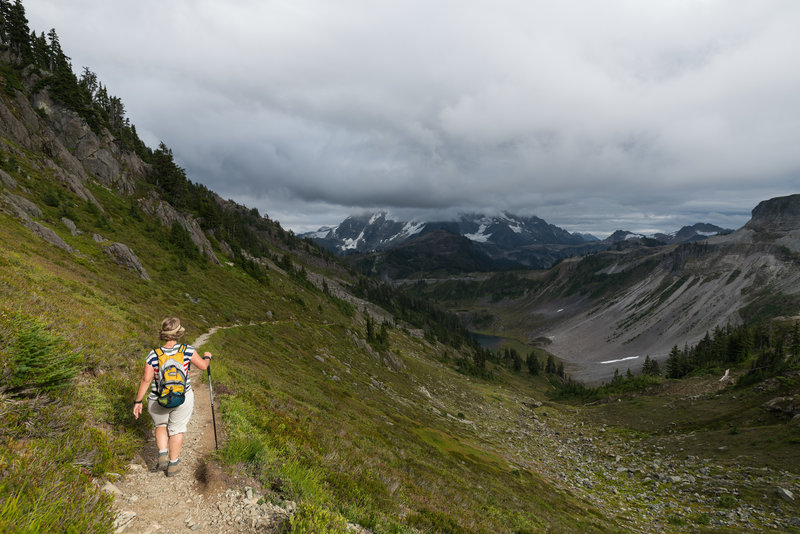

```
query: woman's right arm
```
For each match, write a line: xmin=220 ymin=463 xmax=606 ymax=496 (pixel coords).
xmin=133 ymin=364 xmax=155 ymax=419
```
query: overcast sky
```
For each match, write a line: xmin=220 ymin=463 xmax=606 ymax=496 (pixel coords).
xmin=25 ymin=0 xmax=800 ymax=237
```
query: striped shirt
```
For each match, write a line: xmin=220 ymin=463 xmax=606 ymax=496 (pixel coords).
xmin=146 ymin=344 xmax=195 ymax=400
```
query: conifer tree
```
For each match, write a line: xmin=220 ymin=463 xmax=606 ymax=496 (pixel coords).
xmin=512 ymin=350 xmax=522 ymax=372
xmin=526 ymin=352 xmax=540 ymax=375
xmin=0 ymin=0 xmax=11 ymax=43
xmin=545 ymin=354 xmax=556 ymax=374
xmin=6 ymin=0 xmax=31 ymax=59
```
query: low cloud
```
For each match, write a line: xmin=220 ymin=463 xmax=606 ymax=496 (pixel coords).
xmin=26 ymin=0 xmax=800 ymax=235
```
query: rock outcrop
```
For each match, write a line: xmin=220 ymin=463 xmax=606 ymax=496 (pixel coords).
xmin=0 ymin=192 xmax=73 ymax=253
xmin=103 ymin=242 xmax=150 ymax=281
xmin=746 ymin=194 xmax=800 ymax=233
xmin=138 ymin=193 xmax=220 ymax=265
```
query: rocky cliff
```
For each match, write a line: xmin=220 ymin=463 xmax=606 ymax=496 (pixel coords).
xmin=0 ymin=55 xmax=220 ymax=265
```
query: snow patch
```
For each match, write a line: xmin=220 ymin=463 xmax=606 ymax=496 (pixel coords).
xmin=401 ymin=221 xmax=425 ymax=237
xmin=342 ymin=230 xmax=366 ymax=250
xmin=599 ymin=356 xmax=640 ymax=364
xmin=465 ymin=224 xmax=491 ymax=242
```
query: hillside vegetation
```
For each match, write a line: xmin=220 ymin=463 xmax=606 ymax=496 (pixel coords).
xmin=3 ymin=3 xmax=800 ymax=533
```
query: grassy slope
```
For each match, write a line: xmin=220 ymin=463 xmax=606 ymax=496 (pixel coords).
xmin=0 ymin=143 xmax=621 ymax=532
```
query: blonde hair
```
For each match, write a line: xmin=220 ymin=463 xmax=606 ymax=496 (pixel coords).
xmin=159 ymin=317 xmax=185 ymax=341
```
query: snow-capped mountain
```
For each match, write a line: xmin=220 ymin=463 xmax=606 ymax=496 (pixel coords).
xmin=302 ymin=213 xmax=735 ymax=273
xmin=303 ymin=211 xmax=587 ymax=254
xmin=304 ymin=212 xmax=428 ymax=253
xmin=607 ymin=223 xmax=733 ymax=245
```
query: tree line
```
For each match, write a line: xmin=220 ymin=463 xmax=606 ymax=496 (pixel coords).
xmin=1 ymin=0 xmax=149 ymax=157
xmin=664 ymin=321 xmax=799 ymax=379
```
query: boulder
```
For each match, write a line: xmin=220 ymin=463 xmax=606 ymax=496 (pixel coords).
xmin=0 ymin=193 xmax=74 ymax=253
xmin=61 ymin=217 xmax=81 ymax=236
xmin=2 ymin=192 xmax=42 ymax=219
xmin=26 ymin=219 xmax=74 ymax=253
xmin=0 ymin=169 xmax=17 ymax=189
xmin=103 ymin=243 xmax=150 ymax=281
xmin=761 ymin=396 xmax=800 ymax=416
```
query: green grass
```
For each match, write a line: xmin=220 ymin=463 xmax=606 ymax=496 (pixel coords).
xmin=206 ymin=318 xmax=618 ymax=533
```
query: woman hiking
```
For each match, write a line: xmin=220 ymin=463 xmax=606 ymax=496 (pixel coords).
xmin=132 ymin=317 xmax=212 ymax=476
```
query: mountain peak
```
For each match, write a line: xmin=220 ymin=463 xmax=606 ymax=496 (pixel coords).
xmin=746 ymin=194 xmax=800 ymax=233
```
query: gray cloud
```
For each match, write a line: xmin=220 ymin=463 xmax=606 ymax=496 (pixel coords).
xmin=26 ymin=0 xmax=800 ymax=236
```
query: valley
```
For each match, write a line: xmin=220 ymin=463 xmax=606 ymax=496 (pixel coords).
xmin=1 ymin=4 xmax=800 ymax=533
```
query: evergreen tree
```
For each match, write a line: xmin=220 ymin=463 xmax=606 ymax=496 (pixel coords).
xmin=650 ymin=358 xmax=660 ymax=376
xmin=31 ymin=30 xmax=48 ymax=67
xmin=642 ymin=355 xmax=653 ymax=375
xmin=666 ymin=345 xmax=685 ymax=378
xmin=511 ymin=350 xmax=522 ymax=372
xmin=526 ymin=352 xmax=540 ymax=375
xmin=79 ymin=67 xmax=98 ymax=100
xmin=642 ymin=355 xmax=661 ymax=377
xmin=378 ymin=321 xmax=389 ymax=346
xmin=365 ymin=315 xmax=374 ymax=342
xmin=0 ymin=0 xmax=11 ymax=43
xmin=6 ymin=0 xmax=31 ymax=60
xmin=545 ymin=354 xmax=556 ymax=374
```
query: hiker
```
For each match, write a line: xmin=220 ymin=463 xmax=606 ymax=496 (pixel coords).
xmin=132 ymin=317 xmax=212 ymax=476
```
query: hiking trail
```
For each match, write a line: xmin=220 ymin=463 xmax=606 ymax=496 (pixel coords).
xmin=110 ymin=324 xmax=295 ymax=533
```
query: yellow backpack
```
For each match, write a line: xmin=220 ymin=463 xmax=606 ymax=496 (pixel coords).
xmin=154 ymin=345 xmax=187 ymax=408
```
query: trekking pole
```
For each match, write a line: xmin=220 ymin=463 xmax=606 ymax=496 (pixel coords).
xmin=207 ymin=363 xmax=218 ymax=450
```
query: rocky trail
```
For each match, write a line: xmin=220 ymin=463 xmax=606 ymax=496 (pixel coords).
xmin=109 ymin=326 xmax=296 ymax=534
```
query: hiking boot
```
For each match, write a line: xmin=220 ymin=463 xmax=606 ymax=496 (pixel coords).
xmin=156 ymin=452 xmax=169 ymax=471
xmin=166 ymin=459 xmax=182 ymax=477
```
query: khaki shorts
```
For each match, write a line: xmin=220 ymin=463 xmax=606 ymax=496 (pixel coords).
xmin=148 ymin=389 xmax=194 ymax=435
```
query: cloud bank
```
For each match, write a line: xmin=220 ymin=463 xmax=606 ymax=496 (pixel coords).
xmin=26 ymin=0 xmax=800 ymax=236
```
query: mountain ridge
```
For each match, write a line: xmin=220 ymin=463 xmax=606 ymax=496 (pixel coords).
xmin=306 ymin=211 xmax=735 ymax=272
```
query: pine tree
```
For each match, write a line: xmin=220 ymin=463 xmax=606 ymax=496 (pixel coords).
xmin=365 ymin=315 xmax=374 ymax=342
xmin=666 ymin=345 xmax=684 ymax=378
xmin=642 ymin=355 xmax=653 ymax=375
xmin=0 ymin=0 xmax=11 ymax=43
xmin=6 ymin=0 xmax=31 ymax=60
xmin=526 ymin=352 xmax=540 ymax=375
xmin=650 ymin=358 xmax=660 ymax=376
xmin=512 ymin=350 xmax=522 ymax=372
xmin=378 ymin=321 xmax=389 ymax=346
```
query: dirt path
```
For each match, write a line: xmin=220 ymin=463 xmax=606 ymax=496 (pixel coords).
xmin=111 ymin=325 xmax=293 ymax=534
